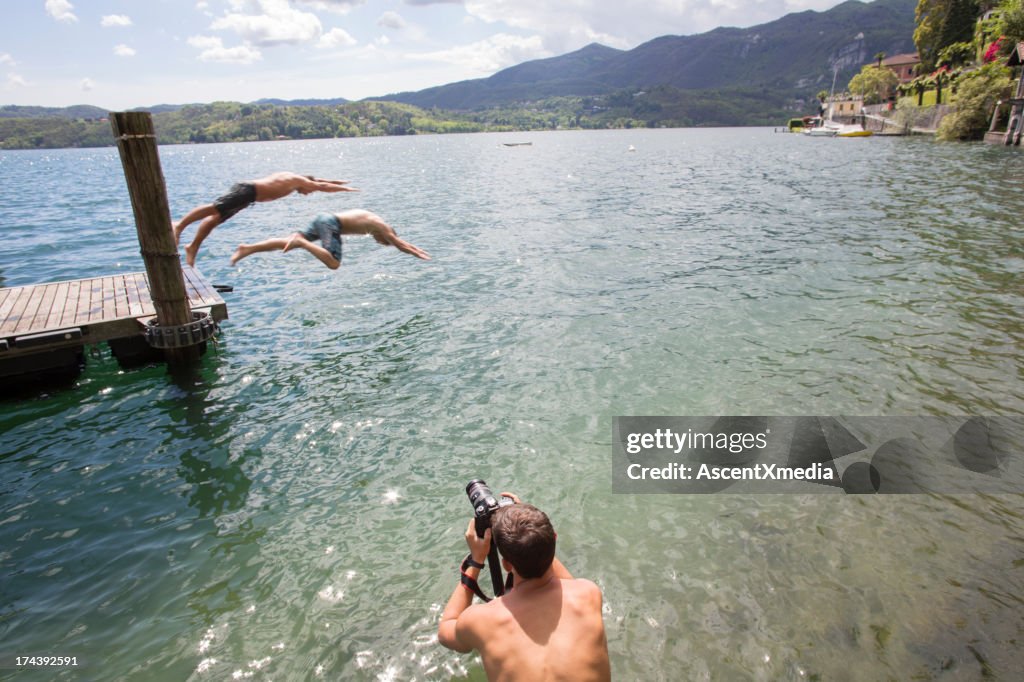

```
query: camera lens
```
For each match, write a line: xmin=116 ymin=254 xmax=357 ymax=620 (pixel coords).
xmin=466 ymin=479 xmax=498 ymax=521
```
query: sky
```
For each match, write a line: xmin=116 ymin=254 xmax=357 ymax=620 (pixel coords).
xmin=1 ymin=0 xmax=850 ymax=110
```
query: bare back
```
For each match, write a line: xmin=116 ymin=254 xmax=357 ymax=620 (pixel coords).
xmin=251 ymin=172 xmax=313 ymax=201
xmin=249 ymin=172 xmax=353 ymax=201
xmin=461 ymin=578 xmax=611 ymax=682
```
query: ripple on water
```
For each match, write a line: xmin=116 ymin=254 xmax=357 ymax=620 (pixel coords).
xmin=1 ymin=131 xmax=1022 ymax=680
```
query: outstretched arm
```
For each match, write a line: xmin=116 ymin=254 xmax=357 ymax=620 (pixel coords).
xmin=341 ymin=212 xmax=431 ymax=260
xmin=370 ymin=229 xmax=431 ymax=260
xmin=306 ymin=177 xmax=358 ymax=193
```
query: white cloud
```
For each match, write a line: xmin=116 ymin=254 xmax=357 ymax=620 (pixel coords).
xmin=188 ymin=35 xmax=263 ymax=64
xmin=7 ymin=73 xmax=28 ymax=88
xmin=101 ymin=14 xmax=133 ymax=27
xmin=45 ymin=0 xmax=77 ymax=23
xmin=294 ymin=0 xmax=366 ymax=14
xmin=80 ymin=77 xmax=95 ymax=91
xmin=211 ymin=0 xmax=323 ymax=46
xmin=0 ymin=53 xmax=15 ymax=66
xmin=375 ymin=35 xmax=391 ymax=47
xmin=114 ymin=44 xmax=137 ymax=57
xmin=410 ymin=33 xmax=548 ymax=76
xmin=376 ymin=10 xmax=427 ymax=42
xmin=377 ymin=11 xmax=407 ymax=30
xmin=318 ymin=27 xmax=357 ymax=48
xmin=458 ymin=0 xmax=840 ymax=54
xmin=188 ymin=35 xmax=221 ymax=50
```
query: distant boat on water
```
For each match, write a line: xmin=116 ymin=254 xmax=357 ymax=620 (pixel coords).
xmin=801 ymin=117 xmax=873 ymax=137
xmin=802 ymin=121 xmax=838 ymax=137
xmin=503 ymin=142 xmax=532 ymax=147
xmin=800 ymin=66 xmax=873 ymax=138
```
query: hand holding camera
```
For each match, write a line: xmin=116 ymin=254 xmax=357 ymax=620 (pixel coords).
xmin=463 ymin=521 xmax=491 ymax=566
xmin=463 ymin=479 xmax=519 ymax=599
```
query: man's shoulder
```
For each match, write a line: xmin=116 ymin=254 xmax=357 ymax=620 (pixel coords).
xmin=563 ymin=577 xmax=603 ymax=608
xmin=565 ymin=577 xmax=601 ymax=593
xmin=455 ymin=599 xmax=509 ymax=642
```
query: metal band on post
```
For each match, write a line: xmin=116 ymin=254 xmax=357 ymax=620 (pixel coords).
xmin=144 ymin=311 xmax=218 ymax=349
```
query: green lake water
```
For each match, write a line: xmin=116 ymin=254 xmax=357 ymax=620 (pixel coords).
xmin=1 ymin=128 xmax=1022 ymax=680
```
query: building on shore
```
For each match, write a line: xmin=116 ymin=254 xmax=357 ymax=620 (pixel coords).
xmin=826 ymin=93 xmax=866 ymax=124
xmin=880 ymin=53 xmax=921 ymax=84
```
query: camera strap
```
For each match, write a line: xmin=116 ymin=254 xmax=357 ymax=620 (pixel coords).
xmin=461 ymin=571 xmax=493 ymax=602
xmin=461 ymin=554 xmax=493 ymax=602
xmin=460 ymin=554 xmax=516 ymax=602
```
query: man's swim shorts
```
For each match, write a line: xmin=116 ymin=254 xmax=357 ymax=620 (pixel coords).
xmin=213 ymin=182 xmax=257 ymax=221
xmin=301 ymin=214 xmax=343 ymax=262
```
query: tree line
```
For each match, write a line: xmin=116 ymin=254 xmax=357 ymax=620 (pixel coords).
xmin=0 ymin=89 xmax=802 ymax=150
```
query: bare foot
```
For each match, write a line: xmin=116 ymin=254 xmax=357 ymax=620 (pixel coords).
xmin=282 ymin=233 xmax=306 ymax=253
xmin=230 ymin=244 xmax=252 ymax=266
xmin=184 ymin=243 xmax=198 ymax=267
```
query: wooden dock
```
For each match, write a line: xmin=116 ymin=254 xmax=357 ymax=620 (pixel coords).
xmin=0 ymin=266 xmax=227 ymax=375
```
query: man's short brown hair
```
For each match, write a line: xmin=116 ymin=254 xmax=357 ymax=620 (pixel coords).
xmin=491 ymin=504 xmax=556 ymax=579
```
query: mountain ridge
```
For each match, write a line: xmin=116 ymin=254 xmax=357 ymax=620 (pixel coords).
xmin=376 ymin=0 xmax=915 ymax=110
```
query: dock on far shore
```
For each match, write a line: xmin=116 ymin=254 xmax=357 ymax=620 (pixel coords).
xmin=0 ymin=266 xmax=228 ymax=382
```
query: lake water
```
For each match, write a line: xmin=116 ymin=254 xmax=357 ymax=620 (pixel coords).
xmin=1 ymin=128 xmax=1022 ymax=681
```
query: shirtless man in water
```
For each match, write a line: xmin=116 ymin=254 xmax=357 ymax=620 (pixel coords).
xmin=229 ymin=209 xmax=430 ymax=269
xmin=438 ymin=494 xmax=611 ymax=682
xmin=173 ymin=172 xmax=357 ymax=266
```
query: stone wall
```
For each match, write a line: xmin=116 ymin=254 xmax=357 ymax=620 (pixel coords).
xmin=860 ymin=103 xmax=954 ymax=133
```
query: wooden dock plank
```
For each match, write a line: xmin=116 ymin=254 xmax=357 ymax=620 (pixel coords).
xmin=32 ymin=282 xmax=61 ymax=330
xmin=43 ymin=282 xmax=70 ymax=330
xmin=101 ymin=276 xmax=117 ymax=322
xmin=87 ymin=278 xmax=105 ymax=322
xmin=15 ymin=284 xmax=49 ymax=335
xmin=186 ymin=267 xmax=217 ymax=304
xmin=113 ymin=276 xmax=127 ymax=319
xmin=0 ymin=288 xmax=24 ymax=334
xmin=115 ymin=276 xmax=130 ymax=319
xmin=125 ymin=272 xmax=143 ymax=318
xmin=78 ymin=278 xmax=93 ymax=324
xmin=136 ymin=273 xmax=155 ymax=317
xmin=0 ymin=287 xmax=25 ymax=332
xmin=58 ymin=280 xmax=82 ymax=328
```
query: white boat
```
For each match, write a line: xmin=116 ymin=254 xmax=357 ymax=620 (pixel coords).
xmin=803 ymin=120 xmax=872 ymax=137
xmin=802 ymin=122 xmax=838 ymax=137
xmin=801 ymin=67 xmax=873 ymax=138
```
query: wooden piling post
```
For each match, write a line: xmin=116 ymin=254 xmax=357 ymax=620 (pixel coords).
xmin=110 ymin=111 xmax=201 ymax=366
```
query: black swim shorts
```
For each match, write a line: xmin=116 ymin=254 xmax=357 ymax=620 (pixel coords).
xmin=213 ymin=182 xmax=257 ymax=221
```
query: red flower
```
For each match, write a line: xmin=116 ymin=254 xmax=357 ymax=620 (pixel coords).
xmin=984 ymin=37 xmax=1004 ymax=63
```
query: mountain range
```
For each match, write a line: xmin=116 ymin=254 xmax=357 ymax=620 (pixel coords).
xmin=379 ymin=0 xmax=916 ymax=110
